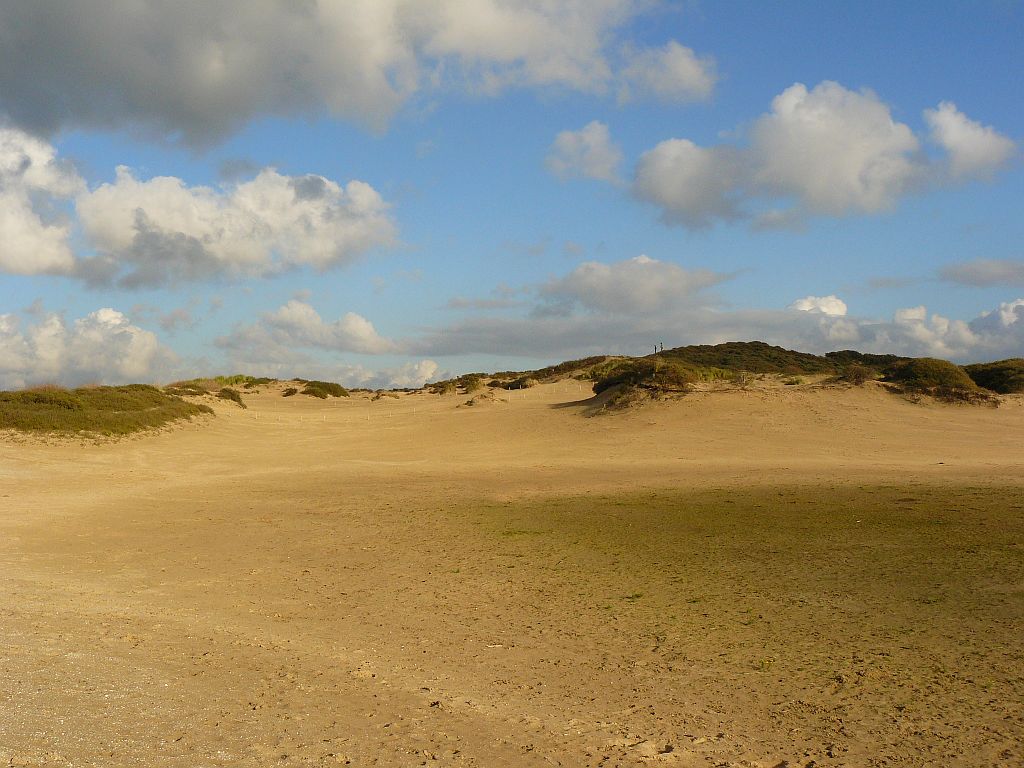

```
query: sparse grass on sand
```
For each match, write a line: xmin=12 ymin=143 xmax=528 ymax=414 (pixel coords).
xmin=0 ymin=384 xmax=212 ymax=435
xmin=469 ymin=483 xmax=1024 ymax=762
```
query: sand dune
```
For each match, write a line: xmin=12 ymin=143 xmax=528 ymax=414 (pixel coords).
xmin=2 ymin=380 xmax=1022 ymax=766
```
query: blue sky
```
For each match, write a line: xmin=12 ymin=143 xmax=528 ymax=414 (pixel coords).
xmin=0 ymin=1 xmax=1021 ymax=388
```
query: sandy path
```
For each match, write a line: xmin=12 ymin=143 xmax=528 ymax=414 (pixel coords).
xmin=1 ymin=381 xmax=1022 ymax=766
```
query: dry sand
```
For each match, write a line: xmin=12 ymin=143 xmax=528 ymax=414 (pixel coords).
xmin=1 ymin=380 xmax=1022 ymax=766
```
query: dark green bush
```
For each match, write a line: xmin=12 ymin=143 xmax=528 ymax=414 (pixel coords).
xmin=839 ymin=363 xmax=875 ymax=386
xmin=963 ymin=359 xmax=1024 ymax=394
xmin=216 ymin=387 xmax=247 ymax=408
xmin=300 ymin=381 xmax=349 ymax=398
xmin=282 ymin=387 xmax=298 ymax=397
xmin=593 ymin=360 xmax=693 ymax=395
xmin=658 ymin=341 xmax=836 ymax=374
xmin=881 ymin=358 xmax=990 ymax=403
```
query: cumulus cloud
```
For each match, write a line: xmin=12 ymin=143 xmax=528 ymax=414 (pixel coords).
xmin=939 ymin=258 xmax=1024 ymax=287
xmin=221 ymin=300 xmax=398 ymax=356
xmin=627 ymin=81 xmax=1015 ymax=229
xmin=0 ymin=127 xmax=84 ymax=274
xmin=0 ymin=2 xmax=712 ymax=144
xmin=75 ymin=167 xmax=395 ymax=287
xmin=618 ymin=40 xmax=716 ymax=104
xmin=788 ymin=295 xmax=848 ymax=316
xmin=384 ymin=359 xmax=440 ymax=389
xmin=0 ymin=307 xmax=173 ymax=389
xmin=539 ymin=254 xmax=726 ymax=314
xmin=969 ymin=298 xmax=1024 ymax=338
xmin=751 ymin=82 xmax=922 ymax=215
xmin=546 ymin=121 xmax=623 ymax=183
xmin=214 ymin=300 xmax=438 ymax=389
xmin=633 ymin=139 xmax=743 ymax=228
xmin=0 ymin=129 xmax=397 ymax=283
xmin=925 ymin=101 xmax=1017 ymax=179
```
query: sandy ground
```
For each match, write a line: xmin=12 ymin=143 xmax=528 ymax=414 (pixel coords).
xmin=1 ymin=380 xmax=1022 ymax=767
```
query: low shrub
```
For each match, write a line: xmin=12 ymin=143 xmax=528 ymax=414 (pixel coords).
xmin=216 ymin=387 xmax=247 ymax=408
xmin=592 ymin=360 xmax=693 ymax=396
xmin=435 ymin=381 xmax=457 ymax=395
xmin=963 ymin=358 xmax=1024 ymax=394
xmin=300 ymin=381 xmax=349 ymax=398
xmin=883 ymin=358 xmax=990 ymax=402
xmin=839 ymin=363 xmax=875 ymax=386
xmin=282 ymin=387 xmax=298 ymax=397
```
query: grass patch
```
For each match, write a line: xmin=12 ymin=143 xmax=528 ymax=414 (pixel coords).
xmin=0 ymin=384 xmax=212 ymax=435
xmin=657 ymin=340 xmax=837 ymax=375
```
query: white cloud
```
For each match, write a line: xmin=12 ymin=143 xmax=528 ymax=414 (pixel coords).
xmin=539 ymin=255 xmax=726 ymax=314
xmin=415 ymin=259 xmax=1024 ymax=363
xmin=0 ymin=307 xmax=172 ymax=389
xmin=969 ymin=298 xmax=1024 ymax=337
xmin=546 ymin=121 xmax=623 ymax=182
xmin=940 ymin=258 xmax=1024 ymax=287
xmin=258 ymin=300 xmax=399 ymax=355
xmin=788 ymin=295 xmax=848 ymax=316
xmin=0 ymin=127 xmax=84 ymax=274
xmin=869 ymin=305 xmax=979 ymax=359
xmin=618 ymin=40 xmax=716 ymax=104
xmin=751 ymin=82 xmax=921 ymax=215
xmin=384 ymin=359 xmax=440 ymax=389
xmin=627 ymin=81 xmax=1015 ymax=229
xmin=75 ymin=167 xmax=396 ymax=287
xmin=925 ymin=101 xmax=1017 ymax=179
xmin=0 ymin=2 xmax=712 ymax=144
xmin=633 ymin=139 xmax=742 ymax=228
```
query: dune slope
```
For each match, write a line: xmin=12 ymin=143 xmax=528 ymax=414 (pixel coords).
xmin=2 ymin=381 xmax=1022 ymax=766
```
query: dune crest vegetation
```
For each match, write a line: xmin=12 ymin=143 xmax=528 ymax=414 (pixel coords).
xmin=0 ymin=384 xmax=212 ymax=435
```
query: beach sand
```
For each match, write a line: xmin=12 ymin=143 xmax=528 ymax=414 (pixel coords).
xmin=2 ymin=380 xmax=1022 ymax=766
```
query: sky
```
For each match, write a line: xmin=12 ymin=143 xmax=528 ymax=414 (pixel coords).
xmin=0 ymin=0 xmax=1022 ymax=389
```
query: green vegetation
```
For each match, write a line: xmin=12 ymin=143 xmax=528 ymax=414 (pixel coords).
xmin=963 ymin=358 xmax=1024 ymax=394
xmin=165 ymin=374 xmax=275 ymax=396
xmin=836 ymin=362 xmax=876 ymax=385
xmin=656 ymin=341 xmax=837 ymax=374
xmin=164 ymin=378 xmax=218 ymax=397
xmin=0 ymin=384 xmax=212 ymax=435
xmin=216 ymin=387 xmax=246 ymax=409
xmin=592 ymin=359 xmax=693 ymax=396
xmin=825 ymin=350 xmax=908 ymax=369
xmin=428 ymin=373 xmax=487 ymax=394
xmin=282 ymin=387 xmax=298 ymax=397
xmin=882 ymin=358 xmax=989 ymax=402
xmin=299 ymin=380 xmax=349 ymax=398
xmin=215 ymin=374 xmax=275 ymax=388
